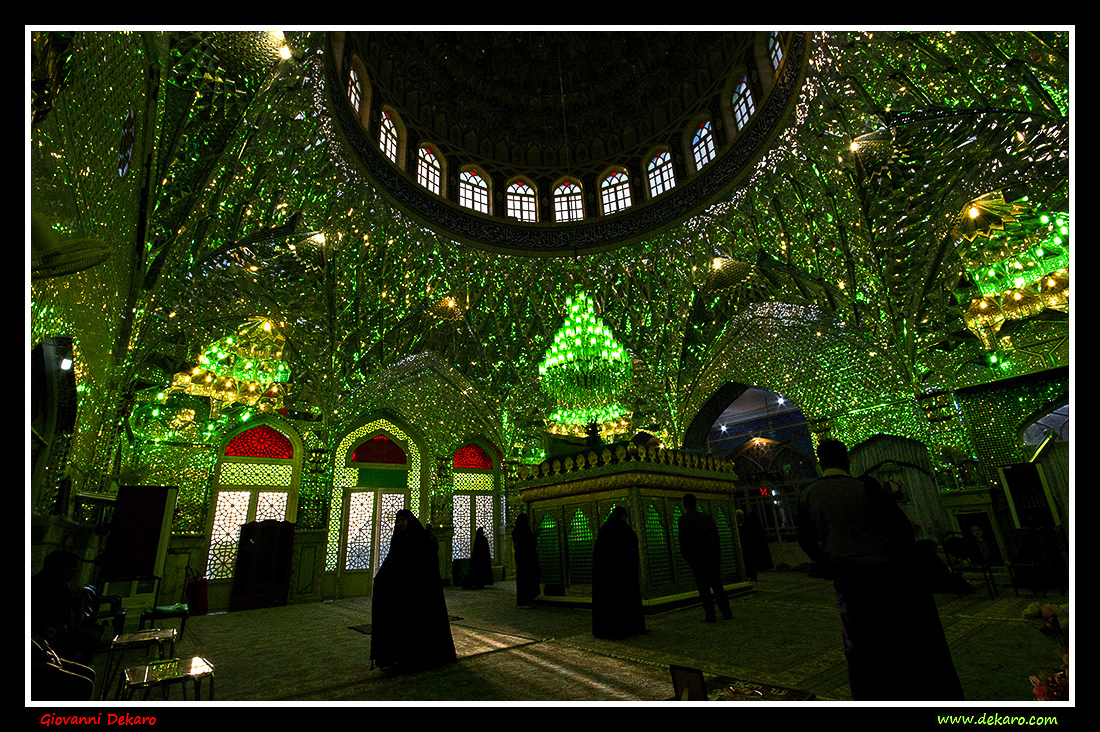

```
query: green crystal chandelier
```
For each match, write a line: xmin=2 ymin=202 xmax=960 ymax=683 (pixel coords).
xmin=538 ymin=292 xmax=633 ymax=431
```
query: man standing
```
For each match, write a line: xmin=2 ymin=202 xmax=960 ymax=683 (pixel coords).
xmin=678 ymin=494 xmax=732 ymax=623
xmin=798 ymin=439 xmax=963 ymax=701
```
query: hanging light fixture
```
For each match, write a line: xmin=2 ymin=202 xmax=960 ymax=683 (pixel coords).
xmin=168 ymin=316 xmax=290 ymax=417
xmin=538 ymin=292 xmax=633 ymax=431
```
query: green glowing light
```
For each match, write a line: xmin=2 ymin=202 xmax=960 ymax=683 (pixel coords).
xmin=539 ymin=292 xmax=633 ymax=427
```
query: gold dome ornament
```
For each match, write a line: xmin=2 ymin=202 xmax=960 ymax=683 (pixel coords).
xmin=964 ymin=296 xmax=1005 ymax=351
xmin=1038 ymin=272 xmax=1069 ymax=312
xmin=1000 ymin=286 xmax=1044 ymax=320
xmin=951 ymin=191 xmax=1027 ymax=243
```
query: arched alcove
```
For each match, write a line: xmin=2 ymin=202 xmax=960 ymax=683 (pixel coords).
xmin=326 ymin=413 xmax=428 ymax=598
xmin=205 ymin=419 xmax=303 ymax=583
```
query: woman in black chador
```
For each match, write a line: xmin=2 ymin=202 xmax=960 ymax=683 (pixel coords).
xmin=463 ymin=527 xmax=494 ymax=589
xmin=512 ymin=513 xmax=541 ymax=607
xmin=591 ymin=506 xmax=646 ymax=639
xmin=370 ymin=509 xmax=456 ymax=671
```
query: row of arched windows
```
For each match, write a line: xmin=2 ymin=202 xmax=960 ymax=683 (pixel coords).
xmin=345 ymin=33 xmax=787 ymax=225
xmin=208 ymin=419 xmax=503 ymax=582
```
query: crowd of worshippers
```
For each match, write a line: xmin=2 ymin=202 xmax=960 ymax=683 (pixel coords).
xmin=30 ymin=438 xmax=968 ymax=702
xmin=371 ymin=438 xmax=968 ymax=702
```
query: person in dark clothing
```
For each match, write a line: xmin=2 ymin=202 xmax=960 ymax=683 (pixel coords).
xmin=798 ymin=439 xmax=963 ymax=701
xmin=463 ymin=527 xmax=494 ymax=589
xmin=370 ymin=509 xmax=457 ymax=672
xmin=738 ymin=509 xmax=773 ymax=582
xmin=512 ymin=513 xmax=541 ymax=607
xmin=585 ymin=422 xmax=603 ymax=448
xmin=31 ymin=550 xmax=101 ymax=665
xmin=678 ymin=494 xmax=732 ymax=623
xmin=591 ymin=506 xmax=646 ymax=639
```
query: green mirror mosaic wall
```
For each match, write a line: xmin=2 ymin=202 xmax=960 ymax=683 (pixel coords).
xmin=30 ymin=31 xmax=1070 ymax=539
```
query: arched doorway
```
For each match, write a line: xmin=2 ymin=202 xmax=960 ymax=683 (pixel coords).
xmin=327 ymin=416 xmax=426 ymax=598
xmin=697 ymin=384 xmax=816 ymax=545
xmin=204 ymin=421 xmax=303 ymax=594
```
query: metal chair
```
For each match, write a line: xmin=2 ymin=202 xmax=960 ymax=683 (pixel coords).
xmin=119 ymin=656 xmax=214 ymax=701
xmin=79 ymin=585 xmax=125 ymax=641
xmin=942 ymin=532 xmax=997 ymax=599
xmin=137 ymin=577 xmax=190 ymax=639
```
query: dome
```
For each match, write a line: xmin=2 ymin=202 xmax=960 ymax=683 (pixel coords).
xmin=331 ymin=30 xmax=808 ymax=254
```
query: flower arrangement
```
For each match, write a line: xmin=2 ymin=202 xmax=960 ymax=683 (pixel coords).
xmin=1024 ymin=602 xmax=1069 ymax=701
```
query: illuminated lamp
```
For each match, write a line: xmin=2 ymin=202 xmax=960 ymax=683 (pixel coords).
xmin=538 ymin=292 xmax=633 ymax=430
xmin=951 ymin=191 xmax=1025 ymax=242
xmin=1038 ymin=271 xmax=1069 ymax=312
xmin=1000 ymin=286 xmax=1044 ymax=320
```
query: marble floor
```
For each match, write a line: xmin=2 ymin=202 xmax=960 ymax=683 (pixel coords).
xmin=81 ymin=569 xmax=1069 ymax=706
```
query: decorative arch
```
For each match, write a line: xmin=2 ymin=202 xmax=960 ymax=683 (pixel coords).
xmin=378 ymin=105 xmax=407 ymax=168
xmin=450 ymin=436 xmax=503 ymax=562
xmin=682 ymin=381 xmax=752 ymax=454
xmin=346 ymin=54 xmax=372 ymax=131
xmin=205 ymin=418 xmax=303 ymax=580
xmin=327 ymin=414 xmax=427 ymax=580
xmin=458 ymin=165 xmax=492 ymax=214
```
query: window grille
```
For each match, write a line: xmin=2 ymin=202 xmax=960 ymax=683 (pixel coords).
xmin=345 ymin=492 xmax=375 ymax=570
xmin=348 ymin=68 xmax=361 ymax=114
xmin=454 ymin=443 xmax=493 ymax=470
xmin=459 ymin=170 xmax=490 ymax=213
xmin=225 ymin=424 xmax=294 ymax=459
xmin=380 ymin=111 xmax=398 ymax=163
xmin=506 ymin=181 xmax=538 ymax=222
xmin=417 ymin=147 xmax=441 ymax=194
xmin=769 ymin=31 xmax=784 ymax=70
xmin=600 ymin=171 xmax=632 ymax=215
xmin=207 ymin=491 xmax=250 ymax=580
xmin=692 ymin=121 xmax=717 ymax=170
xmin=733 ymin=78 xmax=756 ymax=130
xmin=554 ymin=182 xmax=584 ymax=222
xmin=647 ymin=151 xmax=676 ymax=197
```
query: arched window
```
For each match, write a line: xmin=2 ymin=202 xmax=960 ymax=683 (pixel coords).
xmin=768 ymin=31 xmax=784 ymax=71
xmin=327 ymin=418 xmax=425 ymax=586
xmin=692 ymin=121 xmax=717 ymax=170
xmin=379 ymin=110 xmax=399 ymax=163
xmin=459 ymin=170 xmax=490 ymax=214
xmin=600 ymin=171 xmax=632 ymax=215
xmin=554 ymin=181 xmax=584 ymax=222
xmin=347 ymin=68 xmax=362 ymax=115
xmin=417 ymin=146 xmax=442 ymax=195
xmin=451 ymin=442 xmax=500 ymax=563
xmin=506 ymin=180 xmax=538 ymax=222
xmin=647 ymin=151 xmax=676 ymax=197
xmin=207 ymin=422 xmax=301 ymax=581
xmin=732 ymin=77 xmax=756 ymax=131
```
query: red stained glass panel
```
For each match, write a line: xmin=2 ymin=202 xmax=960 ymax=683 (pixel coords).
xmin=453 ymin=443 xmax=492 ymax=470
xmin=351 ymin=435 xmax=407 ymax=464
xmin=224 ymin=424 xmax=294 ymax=459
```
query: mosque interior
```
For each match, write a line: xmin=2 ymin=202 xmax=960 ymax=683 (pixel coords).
xmin=28 ymin=29 xmax=1071 ymax=703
